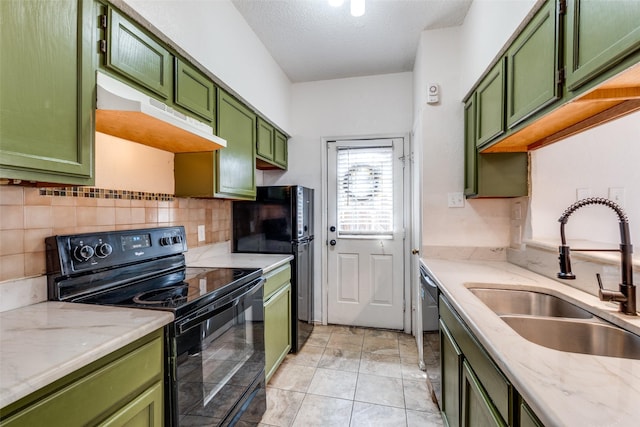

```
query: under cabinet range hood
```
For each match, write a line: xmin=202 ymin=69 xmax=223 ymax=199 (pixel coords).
xmin=95 ymin=71 xmax=226 ymax=153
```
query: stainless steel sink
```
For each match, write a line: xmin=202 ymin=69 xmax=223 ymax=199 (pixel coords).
xmin=468 ymin=288 xmax=593 ymax=319
xmin=501 ymin=316 xmax=640 ymax=360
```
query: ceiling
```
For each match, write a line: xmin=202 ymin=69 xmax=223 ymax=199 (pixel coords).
xmin=231 ymin=0 xmax=473 ymax=83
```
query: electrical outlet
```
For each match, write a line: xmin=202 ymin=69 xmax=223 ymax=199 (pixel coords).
xmin=609 ymin=187 xmax=625 ymax=206
xmin=447 ymin=192 xmax=465 ymax=208
xmin=197 ymin=225 xmax=205 ymax=242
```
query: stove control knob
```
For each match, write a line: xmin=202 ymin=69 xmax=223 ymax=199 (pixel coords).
xmin=172 ymin=235 xmax=182 ymax=245
xmin=74 ymin=245 xmax=94 ymax=262
xmin=160 ymin=237 xmax=172 ymax=246
xmin=95 ymin=242 xmax=113 ymax=258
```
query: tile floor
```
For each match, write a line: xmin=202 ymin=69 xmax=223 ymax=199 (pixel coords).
xmin=259 ymin=325 xmax=443 ymax=426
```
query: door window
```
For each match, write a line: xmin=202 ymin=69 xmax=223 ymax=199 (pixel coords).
xmin=336 ymin=146 xmax=393 ymax=238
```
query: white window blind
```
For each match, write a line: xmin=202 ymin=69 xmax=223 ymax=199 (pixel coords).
xmin=336 ymin=146 xmax=393 ymax=237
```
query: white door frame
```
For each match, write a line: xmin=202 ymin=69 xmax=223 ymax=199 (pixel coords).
xmin=321 ymin=133 xmax=412 ymax=334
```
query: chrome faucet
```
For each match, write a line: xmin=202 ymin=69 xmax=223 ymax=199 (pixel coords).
xmin=557 ymin=197 xmax=637 ymax=316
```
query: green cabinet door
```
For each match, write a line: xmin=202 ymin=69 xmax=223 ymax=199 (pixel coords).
xmin=216 ymin=90 xmax=256 ymax=199
xmin=519 ymin=399 xmax=544 ymax=427
xmin=506 ymin=0 xmax=561 ymax=128
xmin=106 ymin=7 xmax=172 ymax=99
xmin=476 ymin=59 xmax=506 ymax=148
xmin=174 ymin=58 xmax=216 ymax=124
xmin=461 ymin=361 xmax=507 ymax=427
xmin=256 ymin=118 xmax=275 ymax=161
xmin=99 ymin=382 xmax=163 ymax=427
xmin=273 ymin=131 xmax=288 ymax=169
xmin=264 ymin=283 xmax=292 ymax=382
xmin=440 ymin=321 xmax=463 ymax=427
xmin=0 ymin=0 xmax=94 ymax=185
xmin=464 ymin=96 xmax=478 ymax=197
xmin=566 ymin=0 xmax=640 ymax=91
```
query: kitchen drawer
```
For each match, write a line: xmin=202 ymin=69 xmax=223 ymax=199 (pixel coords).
xmin=264 ymin=263 xmax=292 ymax=299
xmin=440 ymin=296 xmax=511 ymax=424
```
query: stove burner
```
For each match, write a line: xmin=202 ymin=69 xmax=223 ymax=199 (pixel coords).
xmin=133 ymin=285 xmax=198 ymax=306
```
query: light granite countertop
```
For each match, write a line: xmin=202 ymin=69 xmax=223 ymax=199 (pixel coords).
xmin=186 ymin=249 xmax=293 ymax=274
xmin=0 ymin=302 xmax=173 ymax=409
xmin=423 ymin=258 xmax=640 ymax=427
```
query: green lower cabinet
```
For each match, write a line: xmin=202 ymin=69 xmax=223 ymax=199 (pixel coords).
xmin=461 ymin=361 xmax=507 ymax=427
xmin=263 ymin=264 xmax=292 ymax=382
xmin=99 ymin=382 xmax=163 ymax=427
xmin=0 ymin=330 xmax=164 ymax=427
xmin=0 ymin=0 xmax=94 ymax=185
xmin=439 ymin=295 xmax=544 ymax=427
xmin=518 ymin=399 xmax=543 ymax=427
xmin=441 ymin=321 xmax=462 ymax=427
xmin=566 ymin=0 xmax=640 ymax=91
xmin=216 ymin=90 xmax=257 ymax=200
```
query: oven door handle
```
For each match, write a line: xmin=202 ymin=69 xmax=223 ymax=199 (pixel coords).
xmin=176 ymin=277 xmax=264 ymax=335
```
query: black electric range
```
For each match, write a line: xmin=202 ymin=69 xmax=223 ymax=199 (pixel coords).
xmin=46 ymin=226 xmax=266 ymax=426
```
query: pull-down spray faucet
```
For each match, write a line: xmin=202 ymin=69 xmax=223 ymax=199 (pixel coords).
xmin=557 ymin=197 xmax=636 ymax=316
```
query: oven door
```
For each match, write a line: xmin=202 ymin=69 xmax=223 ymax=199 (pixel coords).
xmin=172 ymin=278 xmax=265 ymax=426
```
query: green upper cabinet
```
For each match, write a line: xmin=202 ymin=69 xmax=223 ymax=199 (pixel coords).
xmin=464 ymin=93 xmax=527 ymax=198
xmin=273 ymin=130 xmax=288 ymax=169
xmin=256 ymin=119 xmax=288 ymax=170
xmin=475 ymin=59 xmax=506 ymax=148
xmin=256 ymin=118 xmax=275 ymax=161
xmin=174 ymin=58 xmax=216 ymax=125
xmin=506 ymin=0 xmax=561 ymax=129
xmin=464 ymin=96 xmax=478 ymax=197
xmin=565 ymin=0 xmax=640 ymax=92
xmin=105 ymin=7 xmax=172 ymax=99
xmin=0 ymin=0 xmax=95 ymax=185
xmin=216 ymin=90 xmax=256 ymax=200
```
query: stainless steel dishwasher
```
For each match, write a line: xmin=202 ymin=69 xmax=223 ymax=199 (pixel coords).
xmin=419 ymin=259 xmax=439 ymax=331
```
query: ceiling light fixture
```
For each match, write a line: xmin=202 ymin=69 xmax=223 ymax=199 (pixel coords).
xmin=328 ymin=0 xmax=365 ymax=17
xmin=350 ymin=0 xmax=365 ymax=17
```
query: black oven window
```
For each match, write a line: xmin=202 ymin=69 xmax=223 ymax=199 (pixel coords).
xmin=175 ymin=291 xmax=264 ymax=425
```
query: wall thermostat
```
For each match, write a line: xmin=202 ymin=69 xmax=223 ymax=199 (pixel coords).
xmin=427 ymin=83 xmax=439 ymax=104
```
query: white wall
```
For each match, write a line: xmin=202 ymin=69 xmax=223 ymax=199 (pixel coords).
xmin=414 ymin=0 xmax=536 ymax=248
xmin=531 ymin=111 xmax=640 ymax=245
xmin=123 ymin=0 xmax=292 ymax=132
xmin=263 ymin=72 xmax=414 ymax=321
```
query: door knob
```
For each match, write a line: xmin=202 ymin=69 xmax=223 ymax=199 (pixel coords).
xmin=412 ymin=249 xmax=420 ymax=255
xmin=329 ymin=239 xmax=337 ymax=246
xmin=330 ymin=226 xmax=336 ymax=232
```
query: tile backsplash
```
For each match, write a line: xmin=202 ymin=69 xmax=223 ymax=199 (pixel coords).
xmin=0 ymin=185 xmax=231 ymax=282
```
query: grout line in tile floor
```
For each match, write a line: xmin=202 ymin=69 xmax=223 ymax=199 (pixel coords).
xmin=259 ymin=325 xmax=443 ymax=427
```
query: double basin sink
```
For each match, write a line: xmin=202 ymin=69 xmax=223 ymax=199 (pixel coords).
xmin=468 ymin=287 xmax=640 ymax=359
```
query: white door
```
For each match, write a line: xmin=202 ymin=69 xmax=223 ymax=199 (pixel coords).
xmin=326 ymin=138 xmax=405 ymax=329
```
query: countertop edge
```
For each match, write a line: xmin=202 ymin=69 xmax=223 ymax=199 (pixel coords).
xmin=422 ymin=258 xmax=640 ymax=427
xmin=0 ymin=302 xmax=174 ymax=409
